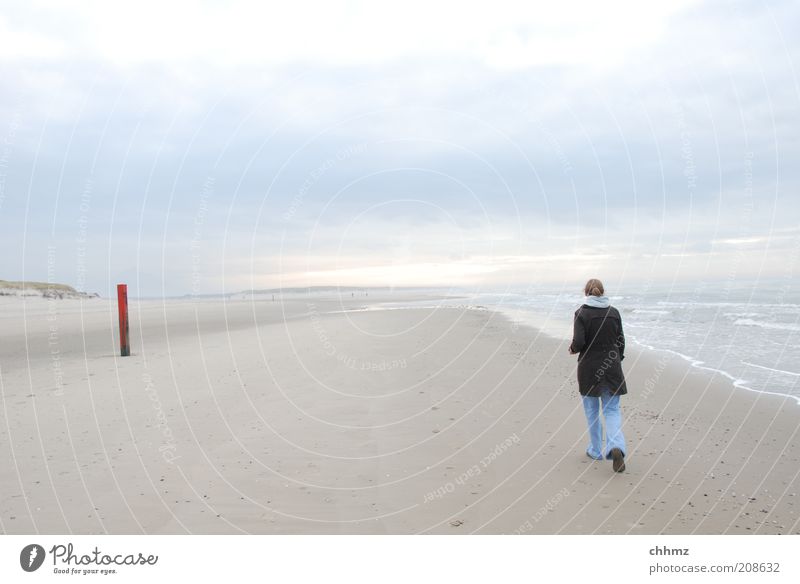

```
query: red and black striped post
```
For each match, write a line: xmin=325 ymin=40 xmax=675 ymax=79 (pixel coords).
xmin=117 ymin=283 xmax=130 ymax=357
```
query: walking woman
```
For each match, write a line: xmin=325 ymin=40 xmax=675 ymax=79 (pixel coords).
xmin=569 ymin=279 xmax=628 ymax=472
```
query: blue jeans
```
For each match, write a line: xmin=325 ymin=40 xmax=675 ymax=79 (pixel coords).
xmin=581 ymin=387 xmax=626 ymax=460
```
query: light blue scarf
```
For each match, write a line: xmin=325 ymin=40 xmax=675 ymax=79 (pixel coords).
xmin=585 ymin=295 xmax=610 ymax=308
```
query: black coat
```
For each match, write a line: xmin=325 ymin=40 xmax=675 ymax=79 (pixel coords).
xmin=569 ymin=305 xmax=627 ymax=397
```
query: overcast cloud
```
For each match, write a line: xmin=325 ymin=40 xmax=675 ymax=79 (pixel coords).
xmin=1 ymin=0 xmax=798 ymax=295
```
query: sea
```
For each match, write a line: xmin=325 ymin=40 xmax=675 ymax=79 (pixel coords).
xmin=371 ymin=283 xmax=800 ymax=405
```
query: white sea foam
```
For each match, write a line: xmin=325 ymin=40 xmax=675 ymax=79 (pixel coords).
xmin=360 ymin=289 xmax=800 ymax=405
xmin=642 ymin=348 xmax=800 ymax=405
xmin=723 ymin=312 xmax=763 ymax=318
xmin=658 ymin=300 xmax=800 ymax=309
xmin=742 ymin=361 xmax=800 ymax=377
xmin=733 ymin=318 xmax=800 ymax=332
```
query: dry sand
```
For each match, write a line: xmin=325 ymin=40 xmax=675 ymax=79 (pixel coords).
xmin=1 ymin=293 xmax=798 ymax=534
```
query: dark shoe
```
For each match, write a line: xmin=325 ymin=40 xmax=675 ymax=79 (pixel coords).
xmin=610 ymin=448 xmax=625 ymax=472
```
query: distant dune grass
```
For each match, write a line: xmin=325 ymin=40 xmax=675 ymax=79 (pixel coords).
xmin=0 ymin=279 xmax=77 ymax=292
xmin=0 ymin=279 xmax=95 ymax=298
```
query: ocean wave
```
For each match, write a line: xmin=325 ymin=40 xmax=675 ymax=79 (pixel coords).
xmin=630 ymin=340 xmax=800 ymax=406
xmin=661 ymin=348 xmax=706 ymax=367
xmin=742 ymin=361 xmax=800 ymax=377
xmin=629 ymin=337 xmax=656 ymax=351
xmin=477 ymin=298 xmax=800 ymax=405
xmin=733 ymin=318 xmax=800 ymax=332
xmin=656 ymin=300 xmax=800 ymax=310
xmin=723 ymin=312 xmax=763 ymax=318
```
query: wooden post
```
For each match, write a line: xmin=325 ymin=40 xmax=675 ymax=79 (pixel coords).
xmin=117 ymin=283 xmax=130 ymax=357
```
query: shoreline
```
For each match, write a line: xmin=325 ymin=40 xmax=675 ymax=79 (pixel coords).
xmin=1 ymin=295 xmax=798 ymax=534
xmin=358 ymin=297 xmax=800 ymax=411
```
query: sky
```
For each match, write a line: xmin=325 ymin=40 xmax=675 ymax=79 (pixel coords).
xmin=0 ymin=0 xmax=798 ymax=297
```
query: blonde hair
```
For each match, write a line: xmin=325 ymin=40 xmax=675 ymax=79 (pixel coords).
xmin=584 ymin=278 xmax=604 ymax=297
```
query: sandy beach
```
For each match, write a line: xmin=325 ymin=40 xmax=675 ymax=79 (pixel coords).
xmin=1 ymin=293 xmax=798 ymax=535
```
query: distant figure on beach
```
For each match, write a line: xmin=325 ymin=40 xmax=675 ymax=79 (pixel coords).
xmin=569 ymin=278 xmax=627 ymax=472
